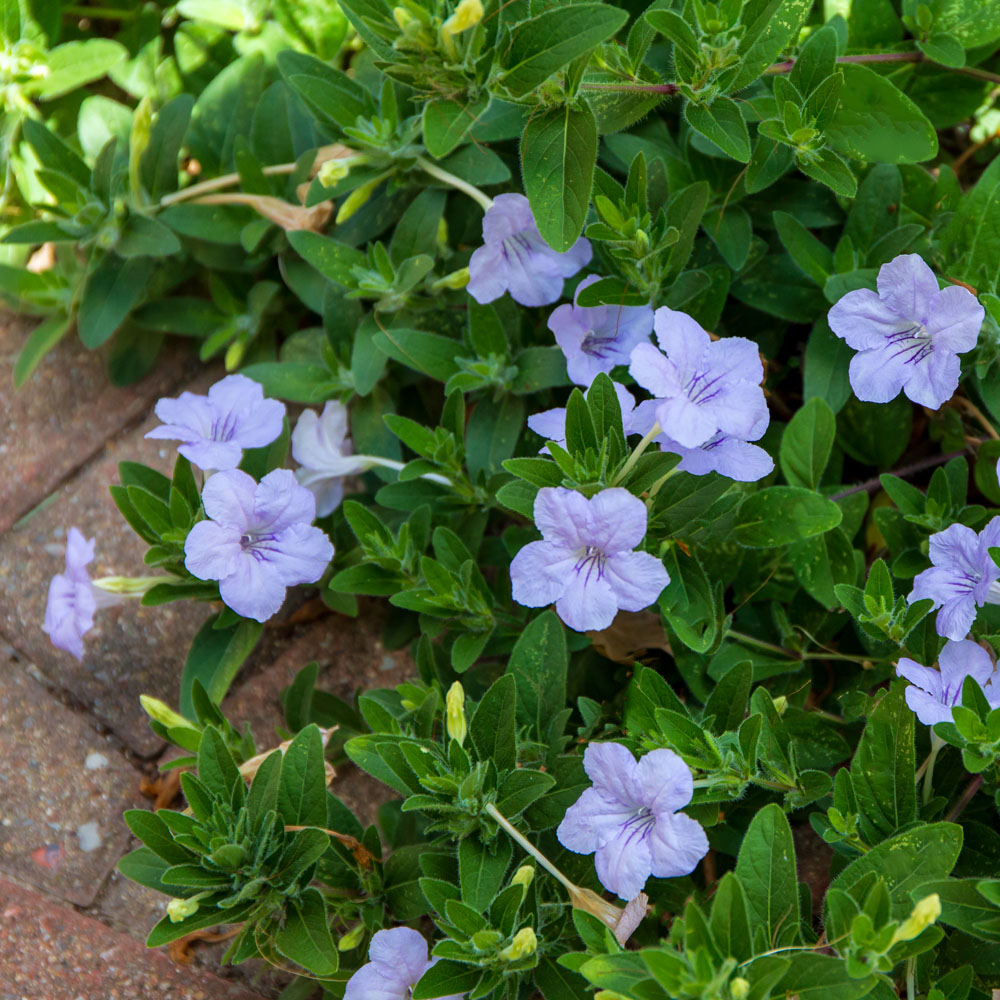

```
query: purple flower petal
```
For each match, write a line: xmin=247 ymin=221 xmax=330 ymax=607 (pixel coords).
xmin=264 ymin=523 xmax=335 ymax=585
xmin=64 ymin=527 xmax=96 ymax=581
xmin=557 ymin=787 xmax=637 ymax=854
xmin=533 ymin=487 xmax=590 ymax=549
xmin=509 ymin=540 xmax=578 ymax=608
xmin=635 ymin=748 xmax=694 ymax=814
xmin=201 ymin=469 xmax=258 ymax=530
xmin=218 ymin=552 xmax=292 ymax=622
xmin=43 ymin=574 xmax=96 ymax=661
xmin=555 ymin=569 xmax=619 ymax=632
xmin=183 ymin=521 xmax=243 ymax=581
xmin=603 ymin=551 xmax=669 ymax=612
xmin=926 ymin=285 xmax=985 ymax=352
xmin=253 ymin=468 xmax=317 ymax=533
xmin=904 ymin=686 xmax=954 ymax=726
xmin=595 ymin=824 xmax=654 ymax=900
xmin=828 ymin=289 xmax=906 ymax=351
xmin=368 ymin=928 xmax=431 ymax=984
xmin=938 ymin=638 xmax=996 ymax=690
xmin=876 ymin=254 xmax=940 ymax=321
xmin=848 ymin=347 xmax=908 ymax=403
xmin=647 ymin=811 xmax=709 ymax=879
xmin=588 ymin=488 xmax=650 ymax=552
xmin=653 ymin=307 xmax=711 ymax=367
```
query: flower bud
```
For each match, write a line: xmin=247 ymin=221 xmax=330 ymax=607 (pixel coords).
xmin=140 ymin=695 xmax=199 ymax=732
xmin=318 ymin=158 xmax=353 ymax=186
xmin=442 ymin=0 xmax=483 ymax=34
xmin=436 ymin=217 xmax=449 ymax=247
xmin=446 ymin=681 xmax=467 ymax=745
xmin=392 ymin=5 xmax=413 ymax=29
xmin=772 ymin=694 xmax=788 ymax=716
xmin=499 ymin=926 xmax=537 ymax=961
xmin=511 ymin=865 xmax=535 ymax=888
xmin=336 ymin=174 xmax=385 ymax=224
xmin=224 ymin=339 xmax=246 ymax=371
xmin=730 ymin=978 xmax=750 ymax=999
xmin=891 ymin=893 xmax=941 ymax=946
xmin=167 ymin=897 xmax=200 ymax=923
xmin=431 ymin=267 xmax=470 ymax=292
xmin=338 ymin=923 xmax=366 ymax=951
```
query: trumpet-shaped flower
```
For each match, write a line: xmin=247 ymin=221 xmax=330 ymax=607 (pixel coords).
xmin=896 ymin=639 xmax=1000 ymax=725
xmin=509 ymin=487 xmax=669 ymax=632
xmin=344 ymin=927 xmax=466 ymax=1000
xmin=527 ymin=382 xmax=641 ymax=452
xmin=629 ymin=307 xmax=767 ymax=449
xmin=146 ymin=374 xmax=286 ymax=471
xmin=291 ymin=401 xmax=367 ymax=516
xmin=467 ymin=193 xmax=592 ymax=307
xmin=908 ymin=517 xmax=1000 ymax=640
xmin=557 ymin=742 xmax=709 ymax=900
xmin=549 ymin=276 xmax=653 ymax=385
xmin=184 ymin=469 xmax=334 ymax=622
xmin=827 ymin=254 xmax=984 ymax=409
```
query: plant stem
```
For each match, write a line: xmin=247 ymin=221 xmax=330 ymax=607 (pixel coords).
xmin=63 ymin=4 xmax=136 ymax=17
xmin=726 ymin=629 xmax=800 ymax=658
xmin=363 ymin=455 xmax=453 ymax=487
xmin=613 ymin=421 xmax=661 ymax=485
xmin=415 ymin=156 xmax=494 ymax=211
xmin=945 ymin=774 xmax=983 ymax=822
xmin=829 ymin=449 xmax=970 ymax=501
xmin=906 ymin=956 xmax=916 ymax=1000
xmin=484 ymin=802 xmax=577 ymax=894
xmin=920 ymin=732 xmax=945 ymax=807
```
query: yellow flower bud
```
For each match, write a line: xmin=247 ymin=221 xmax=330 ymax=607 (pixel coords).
xmin=336 ymin=174 xmax=387 ymax=224
xmin=442 ymin=0 xmax=483 ymax=34
xmin=891 ymin=894 xmax=941 ymax=946
xmin=511 ymin=865 xmax=535 ymax=888
xmin=318 ymin=158 xmax=353 ymax=186
xmin=224 ymin=339 xmax=246 ymax=371
xmin=730 ymin=978 xmax=750 ymax=1000
xmin=392 ymin=5 xmax=413 ymax=29
xmin=338 ymin=923 xmax=366 ymax=951
xmin=431 ymin=267 xmax=470 ymax=292
xmin=446 ymin=681 xmax=467 ymax=745
xmin=140 ymin=695 xmax=199 ymax=732
xmin=499 ymin=926 xmax=537 ymax=961
xmin=167 ymin=897 xmax=200 ymax=923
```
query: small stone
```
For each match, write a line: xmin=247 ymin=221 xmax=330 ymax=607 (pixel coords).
xmin=76 ymin=822 xmax=102 ymax=852
xmin=84 ymin=752 xmax=109 ymax=770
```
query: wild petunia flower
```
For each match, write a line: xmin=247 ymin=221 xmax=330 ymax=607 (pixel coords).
xmin=509 ymin=487 xmax=669 ymax=632
xmin=629 ymin=307 xmax=768 ymax=449
xmin=466 ymin=193 xmax=592 ymax=307
xmin=908 ymin=517 xmax=1000 ymax=640
xmin=184 ymin=468 xmax=334 ymax=622
xmin=896 ymin=639 xmax=1000 ymax=725
xmin=631 ymin=402 xmax=773 ymax=482
xmin=43 ymin=528 xmax=120 ymax=660
xmin=549 ymin=275 xmax=653 ymax=385
xmin=827 ymin=253 xmax=984 ymax=409
xmin=344 ymin=926 xmax=466 ymax=1000
xmin=146 ymin=374 xmax=286 ymax=471
xmin=291 ymin=401 xmax=367 ymax=516
xmin=527 ymin=382 xmax=641 ymax=452
xmin=557 ymin=742 xmax=709 ymax=900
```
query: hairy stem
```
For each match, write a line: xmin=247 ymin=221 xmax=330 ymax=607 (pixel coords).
xmin=415 ymin=156 xmax=494 ymax=211
xmin=945 ymin=774 xmax=983 ymax=823
xmin=613 ymin=421 xmax=661 ymax=485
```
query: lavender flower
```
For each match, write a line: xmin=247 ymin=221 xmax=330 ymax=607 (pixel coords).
xmin=291 ymin=401 xmax=367 ymax=516
xmin=896 ymin=639 xmax=1000 ymax=725
xmin=549 ymin=276 xmax=653 ymax=385
xmin=557 ymin=742 xmax=709 ymax=900
xmin=344 ymin=927 xmax=466 ymax=1000
xmin=827 ymin=254 xmax=984 ymax=409
xmin=42 ymin=528 xmax=110 ymax=660
xmin=509 ymin=487 xmax=669 ymax=632
xmin=528 ymin=382 xmax=641 ymax=452
xmin=146 ymin=374 xmax=286 ymax=471
xmin=629 ymin=307 xmax=767 ymax=449
xmin=184 ymin=468 xmax=334 ymax=622
xmin=908 ymin=517 xmax=1000 ymax=640
xmin=466 ymin=193 xmax=592 ymax=307
xmin=631 ymin=401 xmax=773 ymax=482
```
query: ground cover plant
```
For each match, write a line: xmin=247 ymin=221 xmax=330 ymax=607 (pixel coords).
xmin=6 ymin=0 xmax=1000 ymax=996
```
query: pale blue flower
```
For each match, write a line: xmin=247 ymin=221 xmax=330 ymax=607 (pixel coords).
xmin=527 ymin=382 xmax=641 ymax=452
xmin=344 ymin=927 xmax=466 ymax=1000
xmin=629 ymin=307 xmax=767 ymax=449
xmin=827 ymin=254 xmax=984 ymax=409
xmin=467 ymin=193 xmax=592 ymax=307
xmin=549 ymin=275 xmax=653 ymax=385
xmin=896 ymin=639 xmax=1000 ymax=726
xmin=908 ymin=517 xmax=1000 ymax=640
xmin=184 ymin=469 xmax=334 ymax=622
xmin=557 ymin=742 xmax=709 ymax=900
xmin=146 ymin=374 xmax=286 ymax=471
xmin=509 ymin=487 xmax=669 ymax=632
xmin=291 ymin=401 xmax=366 ymax=516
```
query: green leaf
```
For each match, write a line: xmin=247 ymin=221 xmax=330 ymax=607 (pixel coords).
xmin=197 ymin=726 xmax=241 ymax=799
xmin=734 ymin=803 xmax=800 ymax=946
xmin=238 ymin=361 xmax=342 ymax=403
xmin=732 ymin=487 xmax=842 ymax=547
xmin=13 ymin=314 xmax=71 ymax=388
xmin=413 ymin=960 xmax=482 ymax=1000
xmin=470 ymin=674 xmax=517 ymax=772
xmin=773 ymin=212 xmax=834 ymax=286
xmin=500 ymin=4 xmax=629 ymax=97
xmin=727 ymin=0 xmax=813 ymax=92
xmin=287 ymin=229 xmax=366 ymax=286
xmin=789 ymin=528 xmax=857 ymax=609
xmin=372 ymin=327 xmax=460 ymax=382
xmin=423 ymin=94 xmax=489 ymax=158
xmin=31 ymin=39 xmax=127 ymax=100
xmin=146 ymin=902 xmax=254 ymax=947
xmin=708 ymin=872 xmax=753 ymax=962
xmin=179 ymin=614 xmax=263 ymax=718
xmin=521 ymin=103 xmax=598 ymax=252
xmin=116 ymin=214 xmax=182 ymax=258
xmin=274 ymin=887 xmax=338 ymax=976
xmin=703 ymin=660 xmax=752 ymax=734
xmin=684 ymin=97 xmax=750 ymax=162
xmin=535 ymin=957 xmax=592 ymax=1000
xmin=459 ymin=837 xmax=513 ymax=911
xmin=142 ymin=94 xmax=194 ymax=201
xmin=775 ymin=953 xmax=875 ymax=1000
xmin=278 ymin=724 xmax=329 ymax=828
xmin=779 ymin=397 xmax=836 ymax=489
xmin=77 ymin=256 xmax=154 ymax=349
xmin=798 ymin=147 xmax=858 ymax=199
xmin=803 ymin=318 xmax=853 ymax=414
xmin=916 ymin=879 xmax=1000 ymax=942
xmin=939 ymin=156 xmax=1000 ymax=294
xmin=506 ymin=610 xmax=567 ymax=738
xmin=826 ymin=65 xmax=938 ymax=163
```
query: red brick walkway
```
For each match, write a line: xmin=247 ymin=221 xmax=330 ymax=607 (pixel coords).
xmin=0 ymin=314 xmax=411 ymax=997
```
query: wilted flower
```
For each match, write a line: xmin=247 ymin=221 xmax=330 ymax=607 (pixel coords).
xmin=291 ymin=401 xmax=367 ymax=516
xmin=184 ymin=468 xmax=334 ymax=622
xmin=146 ymin=374 xmax=286 ymax=471
xmin=908 ymin=518 xmax=1000 ymax=640
xmin=43 ymin=528 xmax=121 ymax=661
xmin=528 ymin=382 xmax=641 ymax=452
xmin=166 ymin=896 xmax=200 ymax=923
xmin=557 ymin=743 xmax=709 ymax=900
xmin=549 ymin=275 xmax=653 ymax=385
xmin=467 ymin=193 xmax=592 ymax=307
xmin=631 ymin=402 xmax=774 ymax=482
xmin=629 ymin=307 xmax=768 ymax=449
xmin=344 ymin=927 xmax=466 ymax=1000
xmin=896 ymin=639 xmax=1000 ymax=725
xmin=509 ymin=487 xmax=669 ymax=632
xmin=827 ymin=254 xmax=984 ymax=409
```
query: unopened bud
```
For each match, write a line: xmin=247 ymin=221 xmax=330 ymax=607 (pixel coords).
xmin=891 ymin=894 xmax=941 ymax=946
xmin=140 ymin=695 xmax=198 ymax=732
xmin=318 ymin=158 xmax=353 ymax=186
xmin=436 ymin=217 xmax=449 ymax=247
xmin=401 ymin=698 xmax=418 ymax=711
xmin=511 ymin=865 xmax=535 ymax=888
xmin=730 ymin=978 xmax=750 ymax=999
xmin=446 ymin=681 xmax=467 ymax=745
xmin=431 ymin=267 xmax=470 ymax=292
xmin=442 ymin=0 xmax=483 ymax=34
xmin=167 ymin=897 xmax=200 ymax=923
xmin=224 ymin=339 xmax=246 ymax=371
xmin=499 ymin=926 xmax=536 ymax=961
xmin=772 ymin=695 xmax=787 ymax=716
xmin=392 ymin=5 xmax=413 ymax=29
xmin=336 ymin=174 xmax=385 ymax=224
xmin=338 ymin=924 xmax=366 ymax=951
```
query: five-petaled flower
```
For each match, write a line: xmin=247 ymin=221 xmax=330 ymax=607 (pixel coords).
xmin=344 ymin=926 xmax=466 ymax=1000
xmin=827 ymin=253 xmax=984 ymax=409
xmin=549 ymin=275 xmax=653 ymax=385
xmin=629 ymin=307 xmax=768 ymax=449
xmin=908 ymin=517 xmax=1000 ymax=640
xmin=184 ymin=468 xmax=334 ymax=622
xmin=528 ymin=382 xmax=641 ymax=452
xmin=466 ymin=193 xmax=592 ymax=307
xmin=557 ymin=742 xmax=709 ymax=900
xmin=43 ymin=528 xmax=119 ymax=660
xmin=509 ymin=487 xmax=669 ymax=632
xmin=291 ymin=401 xmax=367 ymax=516
xmin=146 ymin=374 xmax=286 ymax=471
xmin=896 ymin=639 xmax=1000 ymax=725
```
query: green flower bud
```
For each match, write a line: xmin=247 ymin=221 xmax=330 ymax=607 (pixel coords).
xmin=499 ymin=926 xmax=537 ymax=961
xmin=511 ymin=865 xmax=535 ymax=888
xmin=730 ymin=977 xmax=750 ymax=999
xmin=446 ymin=681 xmax=467 ymax=745
xmin=338 ymin=924 xmax=366 ymax=951
xmin=140 ymin=695 xmax=199 ymax=732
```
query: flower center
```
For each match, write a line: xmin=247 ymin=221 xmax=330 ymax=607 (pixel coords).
xmin=574 ymin=546 xmax=607 ymax=584
xmin=210 ymin=409 xmax=239 ymax=442
xmin=580 ymin=329 xmax=618 ymax=359
xmin=239 ymin=530 xmax=279 ymax=560
xmin=499 ymin=230 xmax=535 ymax=266
xmin=684 ymin=367 xmax=725 ymax=406
xmin=884 ymin=323 xmax=933 ymax=366
xmin=621 ymin=806 xmax=656 ymax=846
